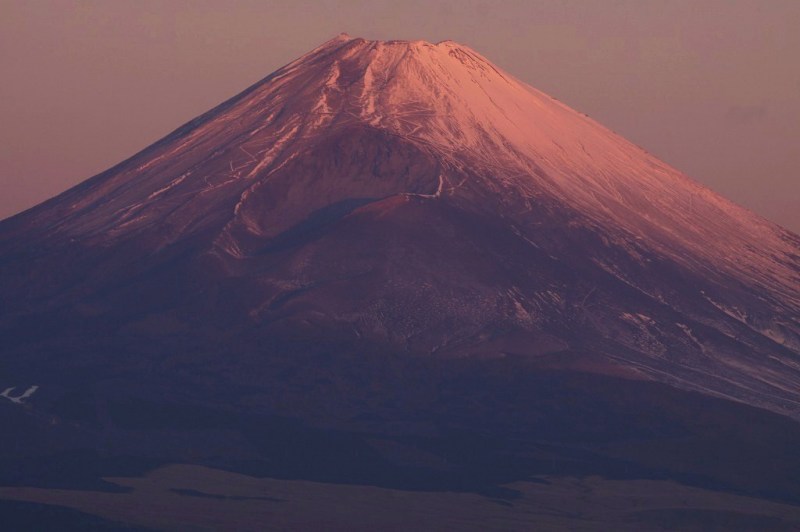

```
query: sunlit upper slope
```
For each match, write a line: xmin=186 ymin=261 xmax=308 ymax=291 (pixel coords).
xmin=11 ymin=34 xmax=796 ymax=306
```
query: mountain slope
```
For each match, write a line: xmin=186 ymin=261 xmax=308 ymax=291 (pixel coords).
xmin=2 ymin=34 xmax=798 ymax=422
xmin=3 ymin=40 xmax=800 ymax=528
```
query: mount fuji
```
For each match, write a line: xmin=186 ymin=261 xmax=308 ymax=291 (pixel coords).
xmin=1 ymin=34 xmax=800 ymax=529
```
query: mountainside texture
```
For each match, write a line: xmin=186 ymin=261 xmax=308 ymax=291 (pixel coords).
xmin=1 ymin=34 xmax=799 ymax=527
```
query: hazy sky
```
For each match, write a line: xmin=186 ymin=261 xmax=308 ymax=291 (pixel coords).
xmin=1 ymin=0 xmax=798 ymax=231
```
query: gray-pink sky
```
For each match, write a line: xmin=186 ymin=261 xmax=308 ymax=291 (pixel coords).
xmin=1 ymin=0 xmax=798 ymax=231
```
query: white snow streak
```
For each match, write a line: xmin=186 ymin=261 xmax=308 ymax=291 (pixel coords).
xmin=1 ymin=386 xmax=39 ymax=405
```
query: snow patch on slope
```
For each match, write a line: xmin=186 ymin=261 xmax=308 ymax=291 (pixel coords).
xmin=1 ymin=386 xmax=38 ymax=405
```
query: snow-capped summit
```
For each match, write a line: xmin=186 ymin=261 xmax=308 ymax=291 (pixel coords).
xmin=1 ymin=35 xmax=799 ymax=421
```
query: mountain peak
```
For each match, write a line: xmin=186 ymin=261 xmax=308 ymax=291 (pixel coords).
xmin=324 ymin=32 xmax=463 ymax=48
xmin=311 ymin=33 xmax=485 ymax=66
xmin=1 ymin=34 xmax=799 ymax=425
xmin=8 ymin=35 xmax=795 ymax=298
xmin=3 ymin=34 xmax=800 ymax=523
